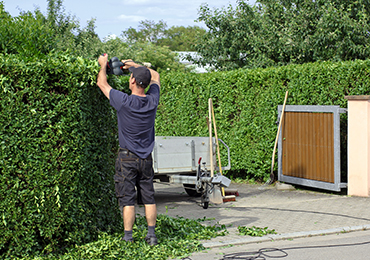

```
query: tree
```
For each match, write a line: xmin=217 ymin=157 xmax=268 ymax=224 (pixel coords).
xmin=122 ymin=20 xmax=168 ymax=44
xmin=44 ymin=0 xmax=103 ymax=58
xmin=191 ymin=1 xmax=265 ymax=70
xmin=125 ymin=42 xmax=187 ymax=72
xmin=122 ymin=20 xmax=206 ymax=51
xmin=101 ymin=39 xmax=188 ymax=73
xmin=0 ymin=2 xmax=55 ymax=57
xmin=0 ymin=0 xmax=101 ymax=58
xmin=0 ymin=0 xmax=188 ymax=72
xmin=192 ymin=0 xmax=370 ymax=71
xmin=256 ymin=0 xmax=370 ymax=63
xmin=157 ymin=25 xmax=206 ymax=51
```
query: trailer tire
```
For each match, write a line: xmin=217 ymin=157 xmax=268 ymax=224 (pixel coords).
xmin=183 ymin=184 xmax=202 ymax=197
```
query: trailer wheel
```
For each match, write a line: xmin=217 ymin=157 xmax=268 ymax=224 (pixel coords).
xmin=183 ymin=184 xmax=202 ymax=197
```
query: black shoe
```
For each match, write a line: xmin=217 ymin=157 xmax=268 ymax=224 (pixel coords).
xmin=145 ymin=236 xmax=158 ymax=246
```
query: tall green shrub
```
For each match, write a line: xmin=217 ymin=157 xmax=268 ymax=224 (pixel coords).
xmin=0 ymin=53 xmax=120 ymax=257
xmin=157 ymin=59 xmax=370 ymax=179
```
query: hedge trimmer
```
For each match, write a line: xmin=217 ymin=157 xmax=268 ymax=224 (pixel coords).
xmin=102 ymin=55 xmax=152 ymax=76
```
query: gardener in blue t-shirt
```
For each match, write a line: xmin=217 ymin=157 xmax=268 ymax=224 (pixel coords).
xmin=97 ymin=54 xmax=160 ymax=246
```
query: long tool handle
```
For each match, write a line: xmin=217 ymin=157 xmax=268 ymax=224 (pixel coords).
xmin=270 ymin=91 xmax=289 ymax=182
xmin=211 ymin=99 xmax=225 ymax=196
xmin=208 ymin=98 xmax=214 ymax=177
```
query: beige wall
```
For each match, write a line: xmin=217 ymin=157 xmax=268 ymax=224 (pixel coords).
xmin=346 ymin=96 xmax=370 ymax=197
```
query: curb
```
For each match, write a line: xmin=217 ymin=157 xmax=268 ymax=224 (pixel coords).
xmin=203 ymin=224 xmax=370 ymax=248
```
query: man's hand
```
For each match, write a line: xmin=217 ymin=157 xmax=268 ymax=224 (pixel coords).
xmin=98 ymin=53 xmax=109 ymax=69
xmin=121 ymin=59 xmax=137 ymax=70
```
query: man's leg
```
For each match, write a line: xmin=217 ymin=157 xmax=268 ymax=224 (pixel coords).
xmin=140 ymin=155 xmax=158 ymax=245
xmin=122 ymin=205 xmax=135 ymax=242
xmin=115 ymin=149 xmax=138 ymax=241
xmin=144 ymin=204 xmax=158 ymax=245
xmin=123 ymin=205 xmax=136 ymax=230
xmin=144 ymin=204 xmax=157 ymax=226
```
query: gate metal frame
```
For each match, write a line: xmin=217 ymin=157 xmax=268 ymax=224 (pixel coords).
xmin=277 ymin=105 xmax=347 ymax=192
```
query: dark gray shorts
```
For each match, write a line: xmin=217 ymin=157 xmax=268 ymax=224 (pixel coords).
xmin=114 ymin=148 xmax=155 ymax=207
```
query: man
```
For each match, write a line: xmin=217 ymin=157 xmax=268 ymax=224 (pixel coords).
xmin=97 ymin=54 xmax=160 ymax=246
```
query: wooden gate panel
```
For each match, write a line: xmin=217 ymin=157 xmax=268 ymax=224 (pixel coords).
xmin=282 ymin=112 xmax=334 ymax=183
xmin=278 ymin=105 xmax=346 ymax=192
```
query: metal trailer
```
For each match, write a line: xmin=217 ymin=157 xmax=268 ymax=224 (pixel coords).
xmin=152 ymin=136 xmax=231 ymax=209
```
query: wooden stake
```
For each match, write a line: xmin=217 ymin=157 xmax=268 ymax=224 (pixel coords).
xmin=270 ymin=91 xmax=289 ymax=182
xmin=210 ymin=99 xmax=226 ymax=197
xmin=209 ymin=98 xmax=237 ymax=202
xmin=208 ymin=98 xmax=214 ymax=177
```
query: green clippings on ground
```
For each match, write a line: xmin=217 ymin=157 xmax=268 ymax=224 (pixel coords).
xmin=18 ymin=214 xmax=227 ymax=260
xmin=237 ymin=226 xmax=277 ymax=237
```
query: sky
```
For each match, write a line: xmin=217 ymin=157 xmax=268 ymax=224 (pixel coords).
xmin=2 ymin=0 xmax=256 ymax=40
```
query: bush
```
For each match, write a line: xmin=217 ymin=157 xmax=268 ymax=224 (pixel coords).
xmin=0 ymin=53 xmax=121 ymax=257
xmin=157 ymin=59 xmax=370 ymax=180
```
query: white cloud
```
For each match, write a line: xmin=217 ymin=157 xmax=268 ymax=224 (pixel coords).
xmin=121 ymin=0 xmax=160 ymax=6
xmin=118 ymin=14 xmax=146 ymax=23
xmin=102 ymin=34 xmax=118 ymax=42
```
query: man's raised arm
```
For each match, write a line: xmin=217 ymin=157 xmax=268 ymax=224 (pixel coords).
xmin=122 ymin=60 xmax=160 ymax=88
xmin=97 ymin=54 xmax=112 ymax=99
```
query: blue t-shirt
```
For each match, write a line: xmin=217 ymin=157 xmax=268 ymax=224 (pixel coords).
xmin=109 ymin=84 xmax=160 ymax=159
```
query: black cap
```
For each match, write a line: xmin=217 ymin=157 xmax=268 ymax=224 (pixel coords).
xmin=129 ymin=66 xmax=151 ymax=87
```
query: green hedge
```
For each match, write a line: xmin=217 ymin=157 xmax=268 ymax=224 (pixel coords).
xmin=2 ymin=53 xmax=370 ymax=257
xmin=156 ymin=60 xmax=370 ymax=179
xmin=0 ymin=53 xmax=121 ymax=257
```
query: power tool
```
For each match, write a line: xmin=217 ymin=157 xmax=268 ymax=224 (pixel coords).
xmin=102 ymin=54 xmax=152 ymax=76
xmin=106 ymin=56 xmax=125 ymax=76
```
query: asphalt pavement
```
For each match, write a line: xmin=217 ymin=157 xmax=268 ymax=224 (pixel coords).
xmin=134 ymin=181 xmax=370 ymax=260
xmin=189 ymin=229 xmax=370 ymax=260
